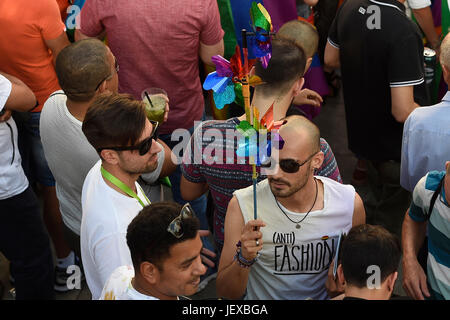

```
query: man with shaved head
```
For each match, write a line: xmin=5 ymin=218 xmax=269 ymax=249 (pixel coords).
xmin=278 ymin=19 xmax=326 ymax=119
xmin=401 ymin=33 xmax=450 ymax=192
xmin=216 ymin=115 xmax=366 ymax=300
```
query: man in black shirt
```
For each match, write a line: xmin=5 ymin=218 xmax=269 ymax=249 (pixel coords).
xmin=324 ymin=0 xmax=424 ymax=236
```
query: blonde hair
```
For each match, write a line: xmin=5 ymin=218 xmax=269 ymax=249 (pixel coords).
xmin=277 ymin=20 xmax=319 ymax=59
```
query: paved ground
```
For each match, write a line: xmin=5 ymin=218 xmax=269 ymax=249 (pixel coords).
xmin=0 ymin=86 xmax=408 ymax=300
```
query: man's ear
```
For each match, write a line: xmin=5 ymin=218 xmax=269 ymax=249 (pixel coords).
xmin=140 ymin=262 xmax=159 ymax=285
xmin=386 ymin=271 xmax=398 ymax=293
xmin=292 ymin=77 xmax=305 ymax=97
xmin=337 ymin=264 xmax=346 ymax=287
xmin=311 ymin=150 xmax=324 ymax=171
xmin=305 ymin=57 xmax=313 ymax=73
xmin=100 ymin=149 xmax=120 ymax=165
xmin=97 ymin=79 xmax=109 ymax=94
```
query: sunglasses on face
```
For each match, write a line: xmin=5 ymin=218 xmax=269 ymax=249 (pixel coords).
xmin=262 ymin=151 xmax=318 ymax=173
xmin=167 ymin=203 xmax=196 ymax=238
xmin=97 ymin=120 xmax=159 ymax=156
xmin=94 ymin=57 xmax=120 ymax=91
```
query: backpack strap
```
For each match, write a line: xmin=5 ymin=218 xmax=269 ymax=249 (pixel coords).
xmin=426 ymin=175 xmax=445 ymax=221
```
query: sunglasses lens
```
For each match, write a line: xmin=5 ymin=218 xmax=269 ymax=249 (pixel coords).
xmin=139 ymin=138 xmax=152 ymax=156
xmin=181 ymin=204 xmax=195 ymax=219
xmin=280 ymin=159 xmax=300 ymax=173
xmin=167 ymin=218 xmax=183 ymax=238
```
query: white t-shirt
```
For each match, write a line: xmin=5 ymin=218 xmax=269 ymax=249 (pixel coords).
xmin=99 ymin=265 xmax=159 ymax=300
xmin=81 ymin=160 xmax=158 ymax=300
xmin=40 ymin=90 xmax=164 ymax=235
xmin=0 ymin=75 xmax=28 ymax=200
xmin=234 ymin=176 xmax=355 ymax=300
xmin=407 ymin=0 xmax=431 ymax=9
xmin=40 ymin=91 xmax=100 ymax=234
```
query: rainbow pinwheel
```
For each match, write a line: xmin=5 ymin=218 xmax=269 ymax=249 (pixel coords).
xmin=203 ymin=46 xmax=260 ymax=110
xmin=249 ymin=2 xmax=273 ymax=68
xmin=203 ymin=2 xmax=278 ymax=220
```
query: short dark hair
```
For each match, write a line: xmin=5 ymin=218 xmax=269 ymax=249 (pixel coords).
xmin=126 ymin=202 xmax=200 ymax=272
xmin=82 ymin=93 xmax=147 ymax=153
xmin=55 ymin=39 xmax=111 ymax=102
xmin=255 ymin=38 xmax=306 ymax=97
xmin=340 ymin=224 xmax=401 ymax=288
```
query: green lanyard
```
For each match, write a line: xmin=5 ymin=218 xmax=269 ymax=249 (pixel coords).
xmin=101 ymin=166 xmax=150 ymax=208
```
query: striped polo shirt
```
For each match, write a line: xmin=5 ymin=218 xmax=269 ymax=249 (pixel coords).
xmin=409 ymin=171 xmax=450 ymax=300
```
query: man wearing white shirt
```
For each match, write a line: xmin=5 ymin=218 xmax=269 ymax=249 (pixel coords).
xmin=99 ymin=202 xmax=206 ymax=300
xmin=40 ymin=40 xmax=174 ymax=292
xmin=80 ymin=93 xmax=164 ymax=299
xmin=401 ymin=33 xmax=450 ymax=192
xmin=0 ymin=72 xmax=54 ymax=299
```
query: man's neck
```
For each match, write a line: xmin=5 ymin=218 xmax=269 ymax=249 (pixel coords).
xmin=344 ymin=286 xmax=391 ymax=300
xmin=101 ymin=162 xmax=139 ymax=196
xmin=276 ymin=177 xmax=324 ymax=213
xmin=237 ymin=89 xmax=293 ymax=123
xmin=66 ymin=98 xmax=93 ymax=122
xmin=131 ymin=276 xmax=177 ymax=301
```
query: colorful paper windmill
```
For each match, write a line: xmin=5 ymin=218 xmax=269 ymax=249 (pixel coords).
xmin=249 ymin=2 xmax=273 ymax=69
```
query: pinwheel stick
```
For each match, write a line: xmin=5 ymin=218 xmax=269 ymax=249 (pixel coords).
xmin=252 ymin=163 xmax=258 ymax=220
xmin=241 ymin=29 xmax=252 ymax=124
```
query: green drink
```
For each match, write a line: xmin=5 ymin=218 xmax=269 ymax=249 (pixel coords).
xmin=142 ymin=88 xmax=167 ymax=124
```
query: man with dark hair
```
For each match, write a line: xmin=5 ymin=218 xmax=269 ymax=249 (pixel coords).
xmin=181 ymin=38 xmax=342 ymax=260
xmin=80 ymin=93 xmax=172 ymax=299
xmin=336 ymin=224 xmax=401 ymax=300
xmin=217 ymin=116 xmax=365 ymax=300
xmin=99 ymin=202 xmax=206 ymax=300
xmin=41 ymin=39 xmax=174 ymax=291
xmin=39 ymin=39 xmax=118 ymax=291
xmin=325 ymin=0 xmax=425 ymax=237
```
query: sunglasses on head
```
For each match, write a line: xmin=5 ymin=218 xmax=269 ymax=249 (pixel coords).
xmin=262 ymin=151 xmax=318 ymax=173
xmin=97 ymin=120 xmax=159 ymax=156
xmin=167 ymin=203 xmax=196 ymax=238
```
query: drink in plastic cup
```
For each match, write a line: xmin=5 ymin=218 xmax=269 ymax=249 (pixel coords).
xmin=141 ymin=87 xmax=167 ymax=124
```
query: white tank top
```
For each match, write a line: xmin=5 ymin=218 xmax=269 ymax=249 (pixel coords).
xmin=234 ymin=176 xmax=355 ymax=300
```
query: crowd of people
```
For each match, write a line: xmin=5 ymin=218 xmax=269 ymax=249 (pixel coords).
xmin=0 ymin=0 xmax=448 ymax=301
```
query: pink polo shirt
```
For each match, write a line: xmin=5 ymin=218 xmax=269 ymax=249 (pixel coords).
xmin=80 ymin=0 xmax=224 ymax=134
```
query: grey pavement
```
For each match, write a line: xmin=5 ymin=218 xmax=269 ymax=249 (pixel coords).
xmin=0 ymin=86 xmax=408 ymax=300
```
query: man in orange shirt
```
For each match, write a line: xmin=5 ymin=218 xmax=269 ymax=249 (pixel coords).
xmin=0 ymin=0 xmax=75 ymax=292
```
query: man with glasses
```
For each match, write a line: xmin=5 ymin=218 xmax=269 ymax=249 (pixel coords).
xmin=402 ymin=161 xmax=450 ymax=300
xmin=80 ymin=93 xmax=174 ymax=299
xmin=217 ymin=115 xmax=365 ymax=300
xmin=99 ymin=202 xmax=206 ymax=300
xmin=40 ymin=39 xmax=173 ymax=292
xmin=181 ymin=38 xmax=343 ymax=260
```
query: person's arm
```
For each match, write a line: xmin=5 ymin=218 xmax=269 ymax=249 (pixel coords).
xmin=324 ymin=41 xmax=340 ymax=71
xmin=402 ymin=209 xmax=430 ymax=300
xmin=44 ymin=31 xmax=70 ymax=65
xmin=292 ymin=88 xmax=323 ymax=107
xmin=0 ymin=72 xmax=37 ymax=112
xmin=180 ymin=176 xmax=209 ymax=201
xmin=352 ymin=192 xmax=366 ymax=227
xmin=412 ymin=7 xmax=440 ymax=54
xmin=391 ymin=86 xmax=420 ymax=123
xmin=198 ymin=0 xmax=224 ymax=66
xmin=156 ymin=139 xmax=176 ymax=178
xmin=304 ymin=0 xmax=319 ymax=6
xmin=199 ymin=40 xmax=224 ymax=66
xmin=216 ymin=196 xmax=265 ymax=299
